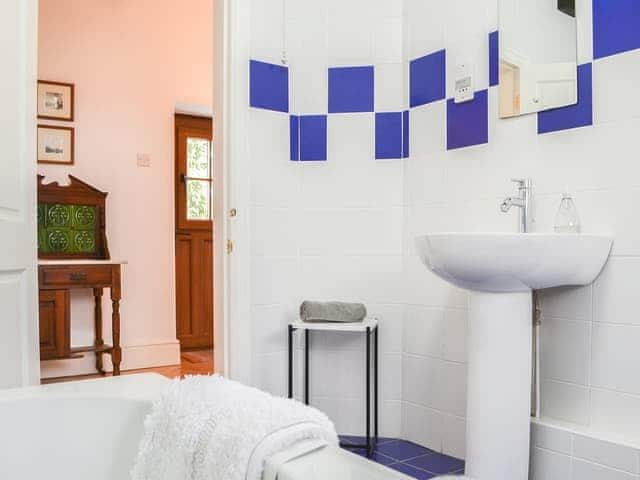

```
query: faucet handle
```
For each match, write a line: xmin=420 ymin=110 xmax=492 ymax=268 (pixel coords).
xmin=511 ymin=178 xmax=531 ymax=189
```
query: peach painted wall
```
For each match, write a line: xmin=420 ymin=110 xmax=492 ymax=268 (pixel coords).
xmin=38 ymin=0 xmax=213 ymax=377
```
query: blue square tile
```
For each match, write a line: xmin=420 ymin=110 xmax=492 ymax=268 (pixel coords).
xmin=446 ymin=89 xmax=489 ymax=150
xmin=299 ymin=115 xmax=327 ymax=161
xmin=538 ymin=63 xmax=592 ymax=135
xmin=339 ymin=435 xmax=396 ymax=446
xmin=387 ymin=463 xmax=436 ymax=480
xmin=289 ymin=115 xmax=299 ymax=161
xmin=374 ymin=440 xmax=436 ymax=461
xmin=328 ymin=66 xmax=374 ymax=113
xmin=410 ymin=50 xmax=446 ymax=107
xmin=402 ymin=110 xmax=410 ymax=158
xmin=406 ymin=453 xmax=465 ymax=475
xmin=376 ymin=112 xmax=403 ymax=159
xmin=593 ymin=0 xmax=640 ymax=59
xmin=250 ymin=60 xmax=289 ymax=112
xmin=352 ymin=449 xmax=396 ymax=466
xmin=489 ymin=31 xmax=499 ymax=87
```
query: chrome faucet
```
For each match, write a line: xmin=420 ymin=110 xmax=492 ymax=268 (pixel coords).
xmin=500 ymin=178 xmax=532 ymax=233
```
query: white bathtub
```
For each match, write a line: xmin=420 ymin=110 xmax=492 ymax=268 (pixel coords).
xmin=0 ymin=373 xmax=411 ymax=480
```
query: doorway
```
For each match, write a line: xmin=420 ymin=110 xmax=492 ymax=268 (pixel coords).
xmin=174 ymin=114 xmax=214 ymax=351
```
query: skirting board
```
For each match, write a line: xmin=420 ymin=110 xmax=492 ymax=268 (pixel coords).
xmin=40 ymin=341 xmax=181 ymax=379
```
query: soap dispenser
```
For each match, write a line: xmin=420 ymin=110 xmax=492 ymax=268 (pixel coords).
xmin=554 ymin=190 xmax=581 ymax=234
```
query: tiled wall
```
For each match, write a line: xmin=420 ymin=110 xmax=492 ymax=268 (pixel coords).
xmin=401 ymin=0 xmax=640 ymax=465
xmin=247 ymin=0 xmax=406 ymax=437
xmin=530 ymin=420 xmax=640 ymax=480
xmin=246 ymin=0 xmax=640 ymax=466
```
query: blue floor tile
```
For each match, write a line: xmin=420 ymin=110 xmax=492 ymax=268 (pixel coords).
xmin=374 ymin=440 xmax=436 ymax=462
xmin=387 ymin=463 xmax=436 ymax=479
xmin=339 ymin=435 xmax=395 ymax=446
xmin=406 ymin=452 xmax=465 ymax=475
xmin=352 ymin=449 xmax=397 ymax=466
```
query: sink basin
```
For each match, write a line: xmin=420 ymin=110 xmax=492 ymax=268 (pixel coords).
xmin=416 ymin=232 xmax=613 ymax=293
xmin=414 ymin=232 xmax=613 ymax=480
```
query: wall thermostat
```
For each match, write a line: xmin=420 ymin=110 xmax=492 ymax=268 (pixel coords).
xmin=454 ymin=62 xmax=474 ymax=103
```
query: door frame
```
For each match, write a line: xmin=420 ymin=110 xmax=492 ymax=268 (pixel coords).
xmin=213 ymin=0 xmax=253 ymax=382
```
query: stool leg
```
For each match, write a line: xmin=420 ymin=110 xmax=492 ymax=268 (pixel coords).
xmin=304 ymin=329 xmax=310 ymax=405
xmin=374 ymin=326 xmax=379 ymax=442
xmin=366 ymin=326 xmax=371 ymax=457
xmin=288 ymin=325 xmax=293 ymax=399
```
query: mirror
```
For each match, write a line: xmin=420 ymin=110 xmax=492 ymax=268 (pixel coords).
xmin=499 ymin=0 xmax=578 ymax=118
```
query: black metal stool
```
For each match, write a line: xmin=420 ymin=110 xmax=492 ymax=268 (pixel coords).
xmin=287 ymin=319 xmax=379 ymax=457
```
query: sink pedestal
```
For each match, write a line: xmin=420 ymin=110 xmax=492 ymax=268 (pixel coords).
xmin=465 ymin=291 xmax=532 ymax=480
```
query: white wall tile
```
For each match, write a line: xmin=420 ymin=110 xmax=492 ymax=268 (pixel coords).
xmin=382 ymin=352 xmax=403 ymax=401
xmin=250 ymin=0 xmax=284 ymax=63
xmin=327 ymin=0 xmax=375 ymax=65
xmin=370 ymin=304 xmax=405 ymax=353
xmin=571 ymin=458 xmax=637 ymax=480
xmin=531 ymin=422 xmax=572 ymax=455
xmin=375 ymin=63 xmax=405 ymax=111
xmin=594 ymin=257 xmax=640 ymax=326
xmin=436 ymin=360 xmax=467 ymax=417
xmin=251 ymin=303 xmax=296 ymax=354
xmin=375 ymin=17 xmax=403 ymax=64
xmin=443 ymin=308 xmax=468 ymax=363
xmin=591 ymin=323 xmax=640 ymax=395
xmin=442 ymin=414 xmax=466 ymax=458
xmin=250 ymin=207 xmax=299 ymax=257
xmin=403 ymin=354 xmax=439 ymax=408
xmin=590 ymin=389 xmax=640 ymax=439
xmin=541 ymin=380 xmax=590 ymax=425
xmin=594 ymin=49 xmax=640 ymax=125
xmin=540 ymin=317 xmax=590 ymax=385
xmin=382 ymin=400 xmax=403 ymax=437
xmin=253 ymin=351 xmax=288 ymax=397
xmin=541 ymin=286 xmax=592 ymax=322
xmin=403 ymin=306 xmax=444 ymax=357
xmin=249 ymin=110 xmax=300 ymax=208
xmin=405 ymin=0 xmax=446 ymax=59
xmin=530 ymin=447 xmax=572 ymax=480
xmin=250 ymin=257 xmax=299 ymax=305
xmin=402 ymin=402 xmax=444 ymax=451
xmin=409 ymin=101 xmax=446 ymax=156
xmin=573 ymin=434 xmax=640 ymax=474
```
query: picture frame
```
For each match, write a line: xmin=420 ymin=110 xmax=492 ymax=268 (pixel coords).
xmin=37 ymin=125 xmax=75 ymax=165
xmin=37 ymin=80 xmax=74 ymax=121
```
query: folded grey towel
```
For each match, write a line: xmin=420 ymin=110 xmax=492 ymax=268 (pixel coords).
xmin=299 ymin=301 xmax=367 ymax=323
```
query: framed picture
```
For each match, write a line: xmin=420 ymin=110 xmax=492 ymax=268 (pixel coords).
xmin=37 ymin=80 xmax=74 ymax=121
xmin=37 ymin=125 xmax=74 ymax=165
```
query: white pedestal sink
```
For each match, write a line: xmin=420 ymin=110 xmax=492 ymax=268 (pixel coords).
xmin=415 ymin=233 xmax=612 ymax=480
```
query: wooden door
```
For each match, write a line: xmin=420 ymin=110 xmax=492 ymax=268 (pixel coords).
xmin=175 ymin=115 xmax=214 ymax=350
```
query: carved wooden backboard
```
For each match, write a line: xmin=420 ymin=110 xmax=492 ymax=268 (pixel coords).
xmin=37 ymin=175 xmax=110 ymax=260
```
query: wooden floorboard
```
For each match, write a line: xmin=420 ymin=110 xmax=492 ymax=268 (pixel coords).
xmin=41 ymin=349 xmax=214 ymax=384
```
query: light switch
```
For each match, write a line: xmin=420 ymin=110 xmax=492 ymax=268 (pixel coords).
xmin=137 ymin=153 xmax=151 ymax=167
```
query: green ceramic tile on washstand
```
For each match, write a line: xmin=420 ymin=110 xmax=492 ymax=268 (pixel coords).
xmin=72 ymin=205 xmax=96 ymax=230
xmin=38 ymin=203 xmax=98 ymax=255
xmin=72 ymin=230 xmax=96 ymax=252
xmin=45 ymin=204 xmax=72 ymax=228
xmin=46 ymin=228 xmax=72 ymax=252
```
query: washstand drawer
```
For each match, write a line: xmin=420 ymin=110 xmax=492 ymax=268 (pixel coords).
xmin=40 ymin=266 xmax=113 ymax=287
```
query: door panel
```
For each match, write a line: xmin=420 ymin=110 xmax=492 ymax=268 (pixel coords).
xmin=175 ymin=115 xmax=213 ymax=350
xmin=0 ymin=0 xmax=39 ymax=388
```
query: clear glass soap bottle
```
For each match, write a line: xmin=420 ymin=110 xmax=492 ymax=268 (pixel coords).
xmin=554 ymin=191 xmax=581 ymax=234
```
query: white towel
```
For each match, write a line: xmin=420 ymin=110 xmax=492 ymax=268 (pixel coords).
xmin=130 ymin=375 xmax=338 ymax=480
